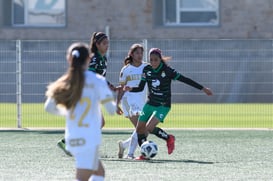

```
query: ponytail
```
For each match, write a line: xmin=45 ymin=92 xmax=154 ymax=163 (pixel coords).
xmin=90 ymin=32 xmax=108 ymax=53
xmin=46 ymin=42 xmax=89 ymax=110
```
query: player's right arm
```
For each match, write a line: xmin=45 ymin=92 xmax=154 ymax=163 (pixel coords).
xmin=126 ymin=80 xmax=146 ymax=92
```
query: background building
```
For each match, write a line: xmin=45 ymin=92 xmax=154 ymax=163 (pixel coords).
xmin=0 ymin=0 xmax=273 ymax=40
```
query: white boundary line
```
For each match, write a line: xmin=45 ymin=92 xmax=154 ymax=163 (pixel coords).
xmin=0 ymin=128 xmax=272 ymax=131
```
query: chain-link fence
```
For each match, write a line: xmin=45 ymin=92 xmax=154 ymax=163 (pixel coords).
xmin=0 ymin=39 xmax=272 ymax=128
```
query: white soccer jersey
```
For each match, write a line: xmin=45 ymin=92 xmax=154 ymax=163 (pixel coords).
xmin=65 ymin=71 xmax=114 ymax=154
xmin=119 ymin=63 xmax=147 ymax=117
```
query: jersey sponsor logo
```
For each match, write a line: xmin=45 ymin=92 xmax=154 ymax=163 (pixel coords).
xmin=126 ymin=74 xmax=142 ymax=81
xmin=69 ymin=138 xmax=86 ymax=147
xmin=147 ymin=71 xmax=151 ymax=76
xmin=152 ymin=79 xmax=160 ymax=88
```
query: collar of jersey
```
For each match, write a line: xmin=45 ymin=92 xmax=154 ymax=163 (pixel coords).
xmin=152 ymin=62 xmax=163 ymax=73
xmin=96 ymin=52 xmax=106 ymax=61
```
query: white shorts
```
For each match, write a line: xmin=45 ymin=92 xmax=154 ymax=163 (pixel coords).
xmin=121 ymin=96 xmax=144 ymax=117
xmin=73 ymin=146 xmax=100 ymax=170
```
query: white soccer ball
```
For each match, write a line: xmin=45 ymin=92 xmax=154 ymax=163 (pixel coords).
xmin=140 ymin=140 xmax=158 ymax=159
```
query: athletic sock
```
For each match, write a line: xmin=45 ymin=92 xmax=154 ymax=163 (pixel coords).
xmin=151 ymin=127 xmax=169 ymax=141
xmin=137 ymin=133 xmax=147 ymax=146
xmin=89 ymin=175 xmax=104 ymax=181
xmin=122 ymin=137 xmax=131 ymax=149
xmin=127 ymin=130 xmax=138 ymax=156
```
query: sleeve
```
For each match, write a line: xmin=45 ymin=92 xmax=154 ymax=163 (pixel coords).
xmin=98 ymin=78 xmax=116 ymax=115
xmin=130 ymin=79 xmax=146 ymax=92
xmin=119 ymin=66 xmax=127 ymax=85
xmin=166 ymin=66 xmax=203 ymax=90
xmin=44 ymin=97 xmax=67 ymax=116
xmin=88 ymin=56 xmax=97 ymax=72
xmin=177 ymin=75 xmax=203 ymax=90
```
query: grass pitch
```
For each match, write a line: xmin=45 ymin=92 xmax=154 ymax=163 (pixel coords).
xmin=0 ymin=129 xmax=273 ymax=181
xmin=0 ymin=103 xmax=272 ymax=128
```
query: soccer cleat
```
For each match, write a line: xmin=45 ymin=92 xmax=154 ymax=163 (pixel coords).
xmin=57 ymin=139 xmax=72 ymax=157
xmin=166 ymin=134 xmax=175 ymax=154
xmin=118 ymin=141 xmax=125 ymax=158
xmin=134 ymin=155 xmax=150 ymax=161
xmin=125 ymin=154 xmax=135 ymax=160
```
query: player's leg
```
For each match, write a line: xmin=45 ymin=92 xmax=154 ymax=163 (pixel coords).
xmin=147 ymin=106 xmax=175 ymax=155
xmin=125 ymin=115 xmax=138 ymax=159
xmin=117 ymin=99 xmax=138 ymax=158
xmin=57 ymin=138 xmax=72 ymax=156
xmin=74 ymin=146 xmax=104 ymax=181
xmin=134 ymin=104 xmax=154 ymax=160
xmin=90 ymin=161 xmax=105 ymax=181
xmin=76 ymin=169 xmax=94 ymax=181
xmin=136 ymin=104 xmax=154 ymax=146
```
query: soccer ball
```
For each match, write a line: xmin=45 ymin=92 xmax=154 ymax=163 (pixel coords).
xmin=140 ymin=140 xmax=158 ymax=159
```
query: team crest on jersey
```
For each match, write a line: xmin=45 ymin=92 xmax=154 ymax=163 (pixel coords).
xmin=161 ymin=71 xmax=166 ymax=78
xmin=146 ymin=71 xmax=151 ymax=76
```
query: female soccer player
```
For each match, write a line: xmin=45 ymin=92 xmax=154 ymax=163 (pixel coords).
xmin=57 ymin=32 xmax=118 ymax=155
xmin=124 ymin=48 xmax=213 ymax=160
xmin=116 ymin=43 xmax=147 ymax=159
xmin=88 ymin=32 xmax=116 ymax=91
xmin=45 ymin=42 xmax=116 ymax=181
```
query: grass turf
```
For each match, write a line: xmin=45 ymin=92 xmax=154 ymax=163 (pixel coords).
xmin=0 ymin=130 xmax=273 ymax=181
xmin=0 ymin=103 xmax=272 ymax=128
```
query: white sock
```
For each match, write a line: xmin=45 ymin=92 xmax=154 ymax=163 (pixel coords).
xmin=127 ymin=130 xmax=138 ymax=157
xmin=89 ymin=175 xmax=104 ymax=181
xmin=122 ymin=137 xmax=131 ymax=149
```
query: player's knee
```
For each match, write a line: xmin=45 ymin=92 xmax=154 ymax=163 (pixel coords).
xmin=136 ymin=124 xmax=145 ymax=134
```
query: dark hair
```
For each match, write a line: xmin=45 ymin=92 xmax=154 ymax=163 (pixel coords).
xmin=46 ymin=42 xmax=90 ymax=110
xmin=149 ymin=48 xmax=171 ymax=64
xmin=124 ymin=43 xmax=144 ymax=65
xmin=90 ymin=32 xmax=108 ymax=53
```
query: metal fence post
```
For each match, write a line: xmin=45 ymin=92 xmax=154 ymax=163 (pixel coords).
xmin=16 ymin=40 xmax=22 ymax=128
xmin=142 ymin=39 xmax=148 ymax=62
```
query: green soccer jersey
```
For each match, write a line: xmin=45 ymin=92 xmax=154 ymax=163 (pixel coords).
xmin=88 ymin=52 xmax=107 ymax=77
xmin=130 ymin=62 xmax=203 ymax=107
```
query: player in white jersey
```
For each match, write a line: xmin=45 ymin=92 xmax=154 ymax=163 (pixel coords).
xmin=116 ymin=43 xmax=147 ymax=159
xmin=44 ymin=42 xmax=116 ymax=181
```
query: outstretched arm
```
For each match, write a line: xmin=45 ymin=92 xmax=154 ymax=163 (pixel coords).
xmin=116 ymin=85 xmax=125 ymax=115
xmin=177 ymin=75 xmax=213 ymax=96
xmin=202 ymin=87 xmax=213 ymax=96
xmin=102 ymin=98 xmax=117 ymax=115
xmin=124 ymin=79 xmax=146 ymax=92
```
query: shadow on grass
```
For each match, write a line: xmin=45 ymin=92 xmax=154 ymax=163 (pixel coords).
xmin=101 ymin=157 xmax=215 ymax=164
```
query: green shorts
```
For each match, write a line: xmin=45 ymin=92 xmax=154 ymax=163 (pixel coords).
xmin=139 ymin=104 xmax=170 ymax=123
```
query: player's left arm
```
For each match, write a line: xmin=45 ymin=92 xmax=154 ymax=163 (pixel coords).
xmin=168 ymin=67 xmax=213 ymax=96
xmin=44 ymin=97 xmax=67 ymax=116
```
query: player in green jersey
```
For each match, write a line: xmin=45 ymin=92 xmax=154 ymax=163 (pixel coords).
xmin=124 ymin=48 xmax=213 ymax=160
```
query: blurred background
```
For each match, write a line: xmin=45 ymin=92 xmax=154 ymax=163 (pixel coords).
xmin=0 ymin=0 xmax=272 ymax=128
